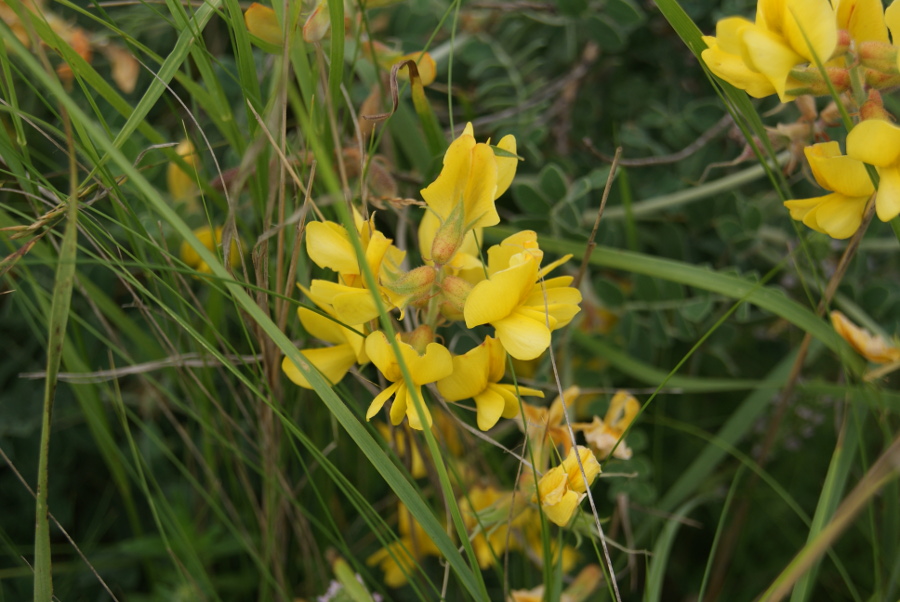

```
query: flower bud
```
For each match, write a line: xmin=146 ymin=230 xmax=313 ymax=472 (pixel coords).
xmin=401 ymin=325 xmax=435 ymax=354
xmin=437 ymin=275 xmax=473 ymax=320
xmin=786 ymin=67 xmax=850 ymax=96
xmin=864 ymin=68 xmax=900 ymax=90
xmin=859 ymin=89 xmax=892 ymax=122
xmin=430 ymin=203 xmax=466 ymax=266
xmin=859 ymin=41 xmax=899 ymax=74
xmin=302 ymin=0 xmax=330 ymax=42
xmin=383 ymin=265 xmax=436 ymax=306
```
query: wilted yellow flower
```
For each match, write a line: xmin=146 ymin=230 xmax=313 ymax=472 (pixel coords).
xmin=180 ymin=225 xmax=242 ymax=274
xmin=831 ymin=310 xmax=900 ymax=364
xmin=783 ymin=141 xmax=874 ymax=239
xmin=574 ymin=390 xmax=641 ymax=460
xmin=532 ymin=446 xmax=600 ymax=527
xmin=436 ymin=336 xmax=543 ymax=431
xmin=517 ymin=386 xmax=580 ymax=458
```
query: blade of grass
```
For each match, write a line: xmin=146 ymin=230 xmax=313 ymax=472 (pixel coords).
xmin=33 ymin=112 xmax=80 ymax=602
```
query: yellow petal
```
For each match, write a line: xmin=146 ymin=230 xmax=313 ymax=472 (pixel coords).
xmin=783 ymin=196 xmax=823 ymax=222
xmin=742 ymin=25 xmax=804 ymax=101
xmin=543 ymin=490 xmax=581 ymax=527
xmin=875 ymin=166 xmax=900 ymax=221
xmin=493 ymin=311 xmax=552 ymax=361
xmin=281 ymin=344 xmax=357 ymax=388
xmin=701 ymin=38 xmax=777 ymax=98
xmin=782 ymin=0 xmax=837 ymax=63
xmin=813 ymin=193 xmax=869 ymax=238
xmin=366 ymin=330 xmax=401 ymax=381
xmin=394 ymin=51 xmax=437 ymax=86
xmin=167 ymin=139 xmax=199 ymax=202
xmin=403 ymin=385 xmax=433 ymax=430
xmin=806 ymin=145 xmax=875 ymax=197
xmin=847 ymin=119 xmax=900 ymax=167
xmin=297 ymin=307 xmax=348 ymax=344
xmin=831 ymin=310 xmax=900 ymax=363
xmin=244 ymin=3 xmax=284 ymax=46
xmin=406 ymin=342 xmax=453 ymax=385
xmin=484 ymin=335 xmax=507 ymax=383
xmin=562 ymin=446 xmax=601 ymax=493
xmin=306 ymin=221 xmax=359 ymax=274
xmin=472 ymin=387 xmax=506 ymax=431
xmin=464 ymin=142 xmax=500 ymax=228
xmin=436 ymin=343 xmax=490 ymax=401
xmin=330 ymin=287 xmax=383 ymax=325
xmin=494 ymin=134 xmax=518 ymax=199
xmin=421 ymin=132 xmax=475 ymax=221
xmin=368 ymin=382 xmax=401 ymax=421
xmin=464 ymin=256 xmax=536 ymax=328
xmin=886 ymin=0 xmax=900 ymax=41
xmin=837 ymin=0 xmax=888 ymax=43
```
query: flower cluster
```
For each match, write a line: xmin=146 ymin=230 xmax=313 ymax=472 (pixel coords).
xmin=283 ymin=122 xmax=583 ymax=432
xmin=702 ymin=0 xmax=900 ymax=238
xmin=280 ymin=124 xmax=644 ymax=589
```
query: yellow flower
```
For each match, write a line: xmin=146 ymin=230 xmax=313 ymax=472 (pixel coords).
xmin=436 ymin=336 xmax=544 ymax=431
xmin=830 ymin=310 xmax=900 ymax=364
xmin=180 ymin=225 xmax=242 ymax=274
xmin=574 ymin=390 xmax=641 ymax=460
xmin=701 ymin=0 xmax=839 ymax=101
xmin=167 ymin=139 xmax=199 ymax=205
xmin=463 ymin=231 xmax=582 ymax=361
xmin=243 ymin=2 xmax=283 ymax=46
xmin=517 ymin=386 xmax=580 ymax=459
xmin=306 ymin=212 xmax=405 ymax=325
xmin=459 ymin=485 xmax=522 ymax=569
xmin=846 ymin=118 xmax=900 ymax=222
xmin=532 ymin=446 xmax=600 ymax=527
xmin=783 ymin=141 xmax=874 ymax=238
xmin=367 ymin=503 xmax=441 ymax=588
xmin=281 ymin=288 xmax=367 ymax=389
xmin=365 ymin=329 xmax=452 ymax=430
xmin=509 ymin=565 xmax=603 ymax=602
xmin=421 ymin=122 xmax=517 ymax=234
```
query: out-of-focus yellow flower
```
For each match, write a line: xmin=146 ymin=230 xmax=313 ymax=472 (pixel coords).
xmin=365 ymin=328 xmax=452 ymax=430
xmin=517 ymin=386 xmax=579 ymax=459
xmin=831 ymin=310 xmax=900 ymax=364
xmin=244 ymin=2 xmax=283 ymax=46
xmin=464 ymin=231 xmax=581 ymax=361
xmin=180 ymin=225 xmax=242 ymax=274
xmin=508 ymin=565 xmax=603 ymax=602
xmin=783 ymin=141 xmax=874 ymax=239
xmin=363 ymin=41 xmax=437 ymax=86
xmin=846 ymin=118 xmax=900 ymax=222
xmin=377 ymin=422 xmax=427 ymax=479
xmin=574 ymin=390 xmax=641 ymax=460
xmin=459 ymin=485 xmax=522 ymax=569
xmin=281 ymin=287 xmax=367 ymax=389
xmin=532 ymin=446 xmax=600 ymax=527
xmin=367 ymin=503 xmax=441 ymax=588
xmin=701 ymin=0 xmax=839 ymax=101
xmin=167 ymin=139 xmax=199 ymax=205
xmin=436 ymin=336 xmax=543 ymax=431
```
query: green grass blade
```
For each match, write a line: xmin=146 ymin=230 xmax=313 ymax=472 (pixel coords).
xmin=33 ymin=154 xmax=80 ymax=602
